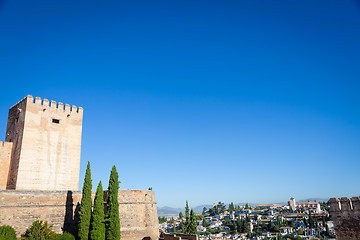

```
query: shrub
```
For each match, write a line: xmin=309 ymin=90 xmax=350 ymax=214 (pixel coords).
xmin=51 ymin=232 xmax=76 ymax=240
xmin=22 ymin=220 xmax=55 ymax=240
xmin=0 ymin=225 xmax=17 ymax=240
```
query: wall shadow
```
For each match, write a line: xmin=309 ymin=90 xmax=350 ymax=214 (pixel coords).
xmin=63 ymin=191 xmax=79 ymax=236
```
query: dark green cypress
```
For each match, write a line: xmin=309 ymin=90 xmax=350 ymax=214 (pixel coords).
xmin=184 ymin=201 xmax=190 ymax=231
xmin=90 ymin=181 xmax=105 ymax=240
xmin=186 ymin=209 xmax=198 ymax=235
xmin=105 ymin=165 xmax=121 ymax=240
xmin=78 ymin=162 xmax=92 ymax=240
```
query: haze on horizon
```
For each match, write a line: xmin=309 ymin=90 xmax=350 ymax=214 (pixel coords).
xmin=0 ymin=0 xmax=359 ymax=208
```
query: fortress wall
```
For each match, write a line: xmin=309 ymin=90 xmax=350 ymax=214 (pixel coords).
xmin=0 ymin=189 xmax=159 ymax=240
xmin=329 ymin=197 xmax=360 ymax=240
xmin=0 ymin=141 xmax=13 ymax=189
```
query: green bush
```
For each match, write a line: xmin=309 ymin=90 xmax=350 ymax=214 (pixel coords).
xmin=0 ymin=225 xmax=17 ymax=240
xmin=51 ymin=232 xmax=76 ymax=240
xmin=22 ymin=220 xmax=55 ymax=240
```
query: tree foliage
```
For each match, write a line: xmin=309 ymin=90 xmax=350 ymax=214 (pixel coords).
xmin=185 ymin=209 xmax=198 ymax=235
xmin=105 ymin=165 xmax=121 ymax=240
xmin=51 ymin=232 xmax=76 ymax=240
xmin=0 ymin=225 xmax=17 ymax=240
xmin=90 ymin=181 xmax=105 ymax=240
xmin=78 ymin=162 xmax=92 ymax=240
xmin=22 ymin=220 xmax=55 ymax=240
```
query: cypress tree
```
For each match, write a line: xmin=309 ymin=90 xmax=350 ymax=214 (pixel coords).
xmin=186 ymin=209 xmax=198 ymax=235
xmin=105 ymin=165 xmax=121 ymax=240
xmin=184 ymin=201 xmax=190 ymax=231
xmin=90 ymin=181 xmax=105 ymax=240
xmin=78 ymin=162 xmax=92 ymax=240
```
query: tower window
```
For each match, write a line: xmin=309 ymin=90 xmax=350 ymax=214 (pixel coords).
xmin=52 ymin=119 xmax=60 ymax=124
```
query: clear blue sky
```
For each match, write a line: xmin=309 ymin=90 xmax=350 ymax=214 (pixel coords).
xmin=0 ymin=0 xmax=359 ymax=208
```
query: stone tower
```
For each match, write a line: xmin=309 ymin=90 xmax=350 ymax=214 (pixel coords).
xmin=4 ymin=95 xmax=83 ymax=190
xmin=329 ymin=197 xmax=360 ymax=240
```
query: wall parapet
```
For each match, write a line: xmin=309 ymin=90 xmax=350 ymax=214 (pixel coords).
xmin=329 ymin=197 xmax=360 ymax=212
xmin=329 ymin=196 xmax=360 ymax=240
xmin=0 ymin=141 xmax=13 ymax=147
xmin=10 ymin=95 xmax=83 ymax=114
xmin=0 ymin=190 xmax=159 ymax=240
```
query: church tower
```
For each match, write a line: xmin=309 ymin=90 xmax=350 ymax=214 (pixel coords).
xmin=5 ymin=95 xmax=83 ymax=190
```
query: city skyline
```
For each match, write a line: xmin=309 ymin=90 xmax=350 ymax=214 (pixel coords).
xmin=0 ymin=0 xmax=359 ymax=208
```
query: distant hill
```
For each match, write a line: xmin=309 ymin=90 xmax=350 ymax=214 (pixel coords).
xmin=193 ymin=204 xmax=213 ymax=214
xmin=157 ymin=206 xmax=183 ymax=217
xmin=296 ymin=198 xmax=329 ymax=203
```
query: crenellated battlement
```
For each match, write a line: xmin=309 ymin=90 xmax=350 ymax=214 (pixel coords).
xmin=329 ymin=197 xmax=360 ymax=240
xmin=0 ymin=141 xmax=13 ymax=147
xmin=329 ymin=197 xmax=360 ymax=213
xmin=25 ymin=95 xmax=83 ymax=114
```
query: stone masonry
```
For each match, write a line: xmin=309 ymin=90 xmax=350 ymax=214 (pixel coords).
xmin=0 ymin=141 xmax=12 ymax=189
xmin=0 ymin=96 xmax=160 ymax=239
xmin=0 ymin=190 xmax=159 ymax=240
xmin=5 ymin=95 xmax=83 ymax=190
xmin=329 ymin=197 xmax=360 ymax=240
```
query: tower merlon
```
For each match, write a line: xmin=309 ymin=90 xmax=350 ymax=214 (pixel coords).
xmin=0 ymin=141 xmax=13 ymax=147
xmin=35 ymin=96 xmax=42 ymax=104
xmin=50 ymin=100 xmax=57 ymax=108
xmin=26 ymin=95 xmax=34 ymax=102
xmin=351 ymin=197 xmax=360 ymax=211
xmin=42 ymin=99 xmax=49 ymax=106
xmin=57 ymin=102 xmax=64 ymax=110
xmin=340 ymin=197 xmax=353 ymax=211
xmin=329 ymin=198 xmax=341 ymax=212
xmin=65 ymin=104 xmax=71 ymax=112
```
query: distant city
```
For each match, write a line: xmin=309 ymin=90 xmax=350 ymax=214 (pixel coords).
xmin=159 ymin=197 xmax=335 ymax=239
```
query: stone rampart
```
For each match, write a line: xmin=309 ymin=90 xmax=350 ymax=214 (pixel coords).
xmin=329 ymin=197 xmax=360 ymax=240
xmin=0 ymin=141 xmax=12 ymax=189
xmin=0 ymin=189 xmax=159 ymax=240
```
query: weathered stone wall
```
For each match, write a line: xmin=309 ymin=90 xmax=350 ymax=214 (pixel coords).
xmin=0 ymin=189 xmax=159 ymax=240
xmin=329 ymin=197 xmax=360 ymax=240
xmin=5 ymin=97 xmax=27 ymax=189
xmin=0 ymin=141 xmax=13 ymax=189
xmin=5 ymin=95 xmax=83 ymax=190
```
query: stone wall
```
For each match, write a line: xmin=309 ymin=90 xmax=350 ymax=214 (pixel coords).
xmin=0 ymin=141 xmax=13 ymax=189
xmin=5 ymin=95 xmax=83 ymax=190
xmin=329 ymin=197 xmax=360 ymax=240
xmin=0 ymin=189 xmax=159 ymax=240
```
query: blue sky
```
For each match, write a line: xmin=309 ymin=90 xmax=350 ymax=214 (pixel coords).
xmin=0 ymin=0 xmax=359 ymax=208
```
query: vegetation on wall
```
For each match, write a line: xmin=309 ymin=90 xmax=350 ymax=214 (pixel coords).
xmin=0 ymin=225 xmax=17 ymax=240
xmin=22 ymin=220 xmax=55 ymax=240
